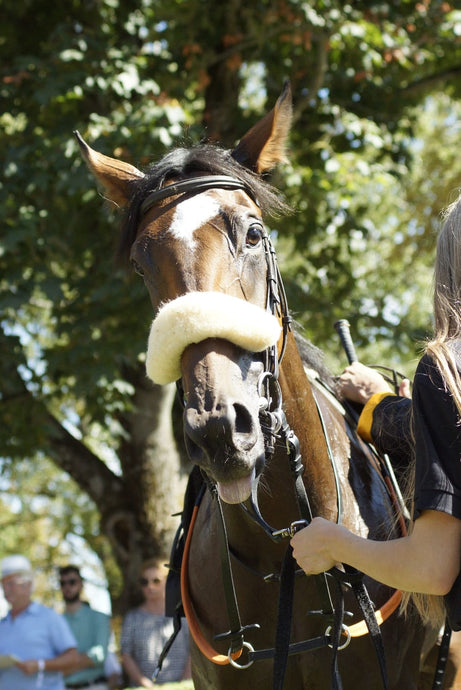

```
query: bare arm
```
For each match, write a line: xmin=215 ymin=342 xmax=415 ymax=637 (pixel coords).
xmin=181 ymin=654 xmax=192 ymax=680
xmin=16 ymin=648 xmax=79 ymax=676
xmin=121 ymin=652 xmax=154 ymax=689
xmin=291 ymin=510 xmax=461 ymax=595
xmin=64 ymin=652 xmax=97 ymax=675
xmin=64 ymin=614 xmax=110 ymax=675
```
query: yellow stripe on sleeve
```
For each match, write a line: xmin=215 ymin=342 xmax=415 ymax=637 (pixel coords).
xmin=357 ymin=392 xmax=395 ymax=443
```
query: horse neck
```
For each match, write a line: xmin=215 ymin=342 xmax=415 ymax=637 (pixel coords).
xmin=222 ymin=334 xmax=338 ymax=564
xmin=277 ymin=333 xmax=339 ymax=521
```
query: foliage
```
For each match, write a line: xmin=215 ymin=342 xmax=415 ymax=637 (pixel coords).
xmin=1 ymin=0 xmax=461 ymax=609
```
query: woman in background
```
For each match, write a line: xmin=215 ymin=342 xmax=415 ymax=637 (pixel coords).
xmin=121 ymin=559 xmax=190 ymax=688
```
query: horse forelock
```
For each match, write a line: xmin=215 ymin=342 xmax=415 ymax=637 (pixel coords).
xmin=117 ymin=144 xmax=290 ymax=264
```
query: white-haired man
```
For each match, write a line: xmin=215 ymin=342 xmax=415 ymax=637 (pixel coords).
xmin=0 ymin=554 xmax=78 ymax=690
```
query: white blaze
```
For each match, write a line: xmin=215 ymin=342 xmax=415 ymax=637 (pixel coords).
xmin=169 ymin=193 xmax=221 ymax=248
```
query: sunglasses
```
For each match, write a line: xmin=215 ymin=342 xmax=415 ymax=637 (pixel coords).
xmin=140 ymin=577 xmax=162 ymax=586
xmin=59 ymin=578 xmax=79 ymax=587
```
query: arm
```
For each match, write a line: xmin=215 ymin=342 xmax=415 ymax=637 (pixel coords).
xmin=291 ymin=509 xmax=461 ymax=595
xmin=16 ymin=648 xmax=79 ymax=676
xmin=65 ymin=612 xmax=110 ymax=674
xmin=181 ymin=654 xmax=192 ymax=680
xmin=64 ymin=652 xmax=97 ymax=674
xmin=121 ymin=652 xmax=154 ymax=689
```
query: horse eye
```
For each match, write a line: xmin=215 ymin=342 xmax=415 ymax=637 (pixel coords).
xmin=246 ymin=224 xmax=263 ymax=247
xmin=131 ymin=259 xmax=145 ymax=277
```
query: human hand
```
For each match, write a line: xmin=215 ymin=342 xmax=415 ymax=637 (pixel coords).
xmin=399 ymin=378 xmax=411 ymax=398
xmin=15 ymin=660 xmax=40 ymax=676
xmin=338 ymin=362 xmax=392 ymax=404
xmin=139 ymin=676 xmax=155 ymax=688
xmin=290 ymin=517 xmax=345 ymax=575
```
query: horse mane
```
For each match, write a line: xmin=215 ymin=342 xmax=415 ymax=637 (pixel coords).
xmin=294 ymin=329 xmax=338 ymax=392
xmin=118 ymin=144 xmax=291 ymax=264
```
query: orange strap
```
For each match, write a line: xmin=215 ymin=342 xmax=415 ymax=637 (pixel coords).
xmin=181 ymin=486 xmax=405 ymax=656
xmin=348 ymin=589 xmax=402 ymax=637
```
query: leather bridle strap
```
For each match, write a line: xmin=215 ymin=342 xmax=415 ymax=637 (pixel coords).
xmin=331 ymin=567 xmax=389 ymax=690
xmin=213 ymin=493 xmax=260 ymax=655
xmin=432 ymin=620 xmax=452 ymax=690
xmin=180 ymin=498 xmax=245 ymax=665
xmin=140 ymin=175 xmax=256 ymax=216
xmin=272 ymin=545 xmax=296 ymax=690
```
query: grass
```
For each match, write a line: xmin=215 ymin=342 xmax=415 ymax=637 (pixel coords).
xmin=126 ymin=683 xmax=194 ymax=689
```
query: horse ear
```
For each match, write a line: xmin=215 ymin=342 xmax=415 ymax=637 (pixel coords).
xmin=231 ymin=81 xmax=292 ymax=174
xmin=74 ymin=131 xmax=144 ymax=208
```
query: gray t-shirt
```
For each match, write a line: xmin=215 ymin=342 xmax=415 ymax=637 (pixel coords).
xmin=121 ymin=608 xmax=189 ymax=684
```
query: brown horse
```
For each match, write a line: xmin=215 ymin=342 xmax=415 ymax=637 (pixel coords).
xmin=76 ymin=83 xmax=428 ymax=689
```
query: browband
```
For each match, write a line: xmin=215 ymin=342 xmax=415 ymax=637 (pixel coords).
xmin=140 ymin=175 xmax=256 ymax=216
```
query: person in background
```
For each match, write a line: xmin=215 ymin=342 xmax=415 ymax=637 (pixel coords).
xmin=291 ymin=191 xmax=461 ymax=630
xmin=59 ymin=565 xmax=110 ymax=690
xmin=121 ymin=558 xmax=190 ymax=688
xmin=0 ymin=554 xmax=78 ymax=690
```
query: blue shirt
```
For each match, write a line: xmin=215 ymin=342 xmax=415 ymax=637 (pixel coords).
xmin=63 ymin=605 xmax=110 ymax=685
xmin=0 ymin=602 xmax=77 ymax=690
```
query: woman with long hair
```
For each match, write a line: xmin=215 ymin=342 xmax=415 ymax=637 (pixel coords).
xmin=291 ymin=193 xmax=461 ymax=630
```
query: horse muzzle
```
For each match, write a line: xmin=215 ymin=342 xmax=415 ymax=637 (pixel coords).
xmin=181 ymin=339 xmax=267 ymax=503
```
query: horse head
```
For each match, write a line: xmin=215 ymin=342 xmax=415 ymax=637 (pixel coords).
xmin=76 ymin=83 xmax=292 ymax=505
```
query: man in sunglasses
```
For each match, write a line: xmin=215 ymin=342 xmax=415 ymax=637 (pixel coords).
xmin=59 ymin=566 xmax=111 ymax=690
xmin=0 ymin=554 xmax=78 ymax=690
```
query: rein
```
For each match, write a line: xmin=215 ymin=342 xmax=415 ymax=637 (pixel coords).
xmin=144 ymin=174 xmax=393 ymax=689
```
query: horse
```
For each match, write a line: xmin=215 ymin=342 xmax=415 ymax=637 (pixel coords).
xmin=76 ymin=82 xmax=428 ymax=689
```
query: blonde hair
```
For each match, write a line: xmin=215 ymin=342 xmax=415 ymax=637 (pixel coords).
xmin=139 ymin=558 xmax=165 ymax=578
xmin=427 ymin=194 xmax=461 ymax=416
xmin=402 ymin=192 xmax=461 ymax=627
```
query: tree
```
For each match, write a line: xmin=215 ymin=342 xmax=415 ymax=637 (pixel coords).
xmin=1 ymin=0 xmax=461 ymax=612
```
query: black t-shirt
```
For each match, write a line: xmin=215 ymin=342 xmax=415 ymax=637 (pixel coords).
xmin=412 ymin=352 xmax=461 ymax=520
xmin=371 ymin=348 xmax=461 ymax=628
xmin=369 ymin=394 xmax=412 ymax=477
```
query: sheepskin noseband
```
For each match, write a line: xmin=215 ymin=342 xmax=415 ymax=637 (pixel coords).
xmin=146 ymin=291 xmax=281 ymax=385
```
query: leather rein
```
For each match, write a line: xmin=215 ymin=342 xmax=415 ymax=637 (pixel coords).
xmin=141 ymin=174 xmax=400 ymax=690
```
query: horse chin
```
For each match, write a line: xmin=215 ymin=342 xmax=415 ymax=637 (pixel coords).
xmin=217 ymin=471 xmax=255 ymax=504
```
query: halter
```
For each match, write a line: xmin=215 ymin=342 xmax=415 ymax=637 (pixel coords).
xmin=144 ymin=174 xmax=391 ymax=690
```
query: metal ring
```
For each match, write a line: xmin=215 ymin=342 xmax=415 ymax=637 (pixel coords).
xmin=325 ymin=624 xmax=351 ymax=651
xmin=228 ymin=641 xmax=255 ymax=669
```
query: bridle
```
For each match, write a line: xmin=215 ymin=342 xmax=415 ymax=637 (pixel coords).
xmin=140 ymin=174 xmax=258 ymax=215
xmin=140 ymin=174 xmax=392 ymax=690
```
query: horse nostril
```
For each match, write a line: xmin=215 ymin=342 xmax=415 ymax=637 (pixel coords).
xmin=233 ymin=403 xmax=253 ymax=435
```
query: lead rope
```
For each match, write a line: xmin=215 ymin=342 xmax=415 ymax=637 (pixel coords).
xmin=432 ymin=620 xmax=452 ymax=690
